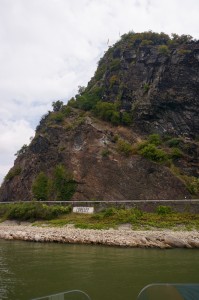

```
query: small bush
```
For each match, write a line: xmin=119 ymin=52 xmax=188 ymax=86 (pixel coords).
xmin=140 ymin=39 xmax=153 ymax=46
xmin=103 ymin=207 xmax=117 ymax=217
xmin=50 ymin=112 xmax=64 ymax=123
xmin=70 ymin=86 xmax=103 ymax=111
xmin=0 ymin=204 xmax=10 ymax=217
xmin=156 ymin=205 xmax=172 ymax=215
xmin=117 ymin=139 xmax=133 ymax=156
xmin=101 ymin=148 xmax=110 ymax=157
xmin=177 ymin=49 xmax=191 ymax=55
xmin=109 ymin=75 xmax=119 ymax=86
xmin=110 ymin=58 xmax=120 ymax=71
xmin=182 ymin=176 xmax=199 ymax=195
xmin=112 ymin=135 xmax=119 ymax=143
xmin=62 ymin=106 xmax=72 ymax=116
xmin=143 ymin=83 xmax=150 ymax=93
xmin=130 ymin=208 xmax=143 ymax=218
xmin=158 ymin=45 xmax=169 ymax=55
xmin=110 ymin=111 xmax=120 ymax=125
xmin=148 ymin=134 xmax=161 ymax=146
xmin=166 ymin=138 xmax=181 ymax=147
xmin=170 ymin=147 xmax=183 ymax=159
xmin=94 ymin=102 xmax=116 ymax=120
xmin=138 ymin=143 xmax=167 ymax=162
xmin=137 ymin=141 xmax=148 ymax=151
xmin=67 ymin=97 xmax=78 ymax=108
xmin=121 ymin=112 xmax=132 ymax=125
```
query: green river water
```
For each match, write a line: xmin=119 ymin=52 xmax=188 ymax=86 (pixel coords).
xmin=0 ymin=240 xmax=198 ymax=300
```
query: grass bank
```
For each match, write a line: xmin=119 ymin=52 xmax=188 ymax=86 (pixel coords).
xmin=0 ymin=203 xmax=199 ymax=231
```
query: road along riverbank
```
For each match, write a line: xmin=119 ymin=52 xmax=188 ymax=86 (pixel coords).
xmin=0 ymin=222 xmax=199 ymax=248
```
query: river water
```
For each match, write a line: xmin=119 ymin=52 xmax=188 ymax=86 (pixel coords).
xmin=0 ymin=240 xmax=198 ymax=300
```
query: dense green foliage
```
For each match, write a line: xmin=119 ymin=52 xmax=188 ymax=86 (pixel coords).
xmin=32 ymin=172 xmax=49 ymax=201
xmin=156 ymin=205 xmax=173 ymax=215
xmin=54 ymin=165 xmax=77 ymax=201
xmin=170 ymin=147 xmax=183 ymax=159
xmin=68 ymin=86 xmax=103 ymax=111
xmin=137 ymin=134 xmax=184 ymax=163
xmin=138 ymin=144 xmax=167 ymax=162
xmin=31 ymin=165 xmax=77 ymax=201
xmin=158 ymin=45 xmax=169 ymax=54
xmin=0 ymin=202 xmax=71 ymax=221
xmin=50 ymin=111 xmax=65 ymax=123
xmin=137 ymin=135 xmax=167 ymax=162
xmin=148 ymin=134 xmax=162 ymax=146
xmin=119 ymin=31 xmax=193 ymax=47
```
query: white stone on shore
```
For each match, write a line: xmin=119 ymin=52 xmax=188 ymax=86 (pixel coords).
xmin=0 ymin=223 xmax=199 ymax=249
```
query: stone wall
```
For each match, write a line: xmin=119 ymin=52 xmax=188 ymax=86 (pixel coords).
xmin=1 ymin=200 xmax=198 ymax=213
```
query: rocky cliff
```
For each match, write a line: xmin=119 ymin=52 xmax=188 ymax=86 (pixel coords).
xmin=85 ymin=32 xmax=199 ymax=138
xmin=0 ymin=32 xmax=199 ymax=202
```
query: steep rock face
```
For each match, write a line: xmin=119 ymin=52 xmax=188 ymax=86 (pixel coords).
xmin=0 ymin=112 xmax=191 ymax=201
xmin=89 ymin=38 xmax=199 ymax=137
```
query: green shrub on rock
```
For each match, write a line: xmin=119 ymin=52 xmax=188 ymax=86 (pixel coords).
xmin=32 ymin=172 xmax=49 ymax=201
xmin=148 ymin=134 xmax=162 ymax=146
xmin=170 ymin=147 xmax=183 ymax=159
xmin=138 ymin=143 xmax=167 ymax=162
xmin=0 ymin=202 xmax=71 ymax=221
xmin=117 ymin=139 xmax=133 ymax=156
xmin=53 ymin=164 xmax=77 ymax=201
xmin=158 ymin=45 xmax=169 ymax=55
xmin=166 ymin=137 xmax=181 ymax=147
xmin=156 ymin=205 xmax=172 ymax=215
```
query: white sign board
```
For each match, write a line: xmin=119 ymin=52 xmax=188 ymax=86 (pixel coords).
xmin=73 ymin=207 xmax=94 ymax=214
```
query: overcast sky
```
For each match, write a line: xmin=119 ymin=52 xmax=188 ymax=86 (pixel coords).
xmin=0 ymin=0 xmax=198 ymax=185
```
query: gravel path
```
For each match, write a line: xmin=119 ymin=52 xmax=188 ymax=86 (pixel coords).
xmin=0 ymin=221 xmax=199 ymax=248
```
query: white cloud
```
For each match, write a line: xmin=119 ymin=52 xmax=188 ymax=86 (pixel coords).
xmin=0 ymin=0 xmax=198 ymax=184
xmin=0 ymin=119 xmax=34 ymax=182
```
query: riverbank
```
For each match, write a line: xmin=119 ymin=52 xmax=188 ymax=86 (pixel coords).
xmin=0 ymin=221 xmax=199 ymax=248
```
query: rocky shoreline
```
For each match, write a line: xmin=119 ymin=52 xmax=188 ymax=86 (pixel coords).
xmin=0 ymin=221 xmax=199 ymax=249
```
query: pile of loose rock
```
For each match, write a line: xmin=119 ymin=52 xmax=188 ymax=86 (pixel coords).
xmin=0 ymin=222 xmax=199 ymax=248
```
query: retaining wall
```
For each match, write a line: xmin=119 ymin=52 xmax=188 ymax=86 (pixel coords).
xmin=1 ymin=200 xmax=199 ymax=213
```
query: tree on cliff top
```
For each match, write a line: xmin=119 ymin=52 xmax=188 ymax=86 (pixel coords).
xmin=52 ymin=100 xmax=64 ymax=112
